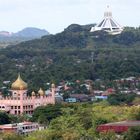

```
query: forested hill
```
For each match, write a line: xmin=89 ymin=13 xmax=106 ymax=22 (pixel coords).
xmin=9 ymin=24 xmax=140 ymax=49
xmin=0 ymin=24 xmax=140 ymax=89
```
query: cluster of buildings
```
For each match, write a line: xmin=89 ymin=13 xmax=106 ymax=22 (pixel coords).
xmin=0 ymin=74 xmax=140 ymax=114
xmin=58 ymin=76 xmax=140 ymax=103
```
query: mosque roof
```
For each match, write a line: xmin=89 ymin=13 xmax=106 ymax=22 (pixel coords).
xmin=11 ymin=74 xmax=28 ymax=90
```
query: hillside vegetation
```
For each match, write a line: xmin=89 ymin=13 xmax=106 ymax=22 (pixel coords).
xmin=0 ymin=24 xmax=140 ymax=89
xmin=0 ymin=102 xmax=140 ymax=140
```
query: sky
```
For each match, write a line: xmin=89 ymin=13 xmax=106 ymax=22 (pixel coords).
xmin=0 ymin=0 xmax=139 ymax=34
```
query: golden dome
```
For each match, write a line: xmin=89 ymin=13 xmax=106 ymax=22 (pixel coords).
xmin=38 ymin=88 xmax=45 ymax=96
xmin=32 ymin=91 xmax=36 ymax=96
xmin=51 ymin=83 xmax=55 ymax=88
xmin=11 ymin=74 xmax=28 ymax=90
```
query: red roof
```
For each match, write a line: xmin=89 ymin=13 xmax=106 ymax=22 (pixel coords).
xmin=97 ymin=121 xmax=140 ymax=133
xmin=107 ymin=88 xmax=114 ymax=93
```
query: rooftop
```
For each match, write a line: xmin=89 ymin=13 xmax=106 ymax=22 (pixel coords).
xmin=101 ymin=121 xmax=140 ymax=127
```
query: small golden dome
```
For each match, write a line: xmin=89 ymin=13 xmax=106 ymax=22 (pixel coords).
xmin=38 ymin=88 xmax=45 ymax=96
xmin=51 ymin=83 xmax=55 ymax=88
xmin=11 ymin=74 xmax=28 ymax=90
xmin=32 ymin=91 xmax=36 ymax=96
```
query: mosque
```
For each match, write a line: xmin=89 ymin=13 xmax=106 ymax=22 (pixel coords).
xmin=90 ymin=6 xmax=123 ymax=35
xmin=0 ymin=74 xmax=55 ymax=115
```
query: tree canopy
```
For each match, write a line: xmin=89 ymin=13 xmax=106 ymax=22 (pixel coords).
xmin=0 ymin=25 xmax=140 ymax=90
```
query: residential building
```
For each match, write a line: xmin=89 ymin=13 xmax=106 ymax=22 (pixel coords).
xmin=0 ymin=122 xmax=39 ymax=135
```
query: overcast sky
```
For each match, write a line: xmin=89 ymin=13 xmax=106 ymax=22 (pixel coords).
xmin=0 ymin=0 xmax=139 ymax=34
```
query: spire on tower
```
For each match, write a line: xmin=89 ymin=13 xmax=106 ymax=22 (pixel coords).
xmin=104 ymin=5 xmax=112 ymax=18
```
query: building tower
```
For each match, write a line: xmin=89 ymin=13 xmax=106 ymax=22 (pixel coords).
xmin=11 ymin=73 xmax=28 ymax=115
xmin=90 ymin=6 xmax=123 ymax=35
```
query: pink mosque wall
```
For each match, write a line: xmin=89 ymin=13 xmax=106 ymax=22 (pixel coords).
xmin=0 ymin=87 xmax=55 ymax=115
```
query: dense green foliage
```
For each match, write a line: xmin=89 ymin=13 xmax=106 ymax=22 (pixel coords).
xmin=107 ymin=93 xmax=136 ymax=105
xmin=0 ymin=24 xmax=140 ymax=90
xmin=0 ymin=112 xmax=31 ymax=125
xmin=0 ymin=133 xmax=24 ymax=140
xmin=0 ymin=112 xmax=10 ymax=125
xmin=124 ymin=126 xmax=140 ymax=140
xmin=0 ymin=102 xmax=140 ymax=140
xmin=32 ymin=104 xmax=62 ymax=124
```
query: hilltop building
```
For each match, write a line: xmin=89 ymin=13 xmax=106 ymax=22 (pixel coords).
xmin=90 ymin=6 xmax=123 ymax=35
xmin=0 ymin=74 xmax=55 ymax=115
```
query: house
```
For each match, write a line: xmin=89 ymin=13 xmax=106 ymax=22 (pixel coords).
xmin=94 ymin=95 xmax=108 ymax=100
xmin=70 ymin=94 xmax=90 ymax=102
xmin=65 ymin=98 xmax=77 ymax=103
xmin=0 ymin=122 xmax=39 ymax=135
